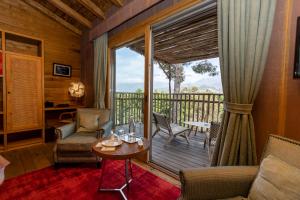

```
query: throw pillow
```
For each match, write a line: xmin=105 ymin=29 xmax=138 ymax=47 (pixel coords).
xmin=248 ymin=155 xmax=300 ymax=200
xmin=77 ymin=111 xmax=100 ymax=132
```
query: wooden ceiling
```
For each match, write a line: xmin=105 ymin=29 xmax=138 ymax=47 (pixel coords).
xmin=24 ymin=0 xmax=125 ymax=35
xmin=129 ymin=2 xmax=218 ymax=64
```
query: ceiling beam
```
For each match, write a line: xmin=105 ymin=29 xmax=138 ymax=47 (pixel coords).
xmin=76 ymin=0 xmax=106 ymax=19
xmin=48 ymin=0 xmax=92 ymax=28
xmin=109 ymin=0 xmax=123 ymax=7
xmin=89 ymin=0 xmax=162 ymax=40
xmin=24 ymin=0 xmax=82 ymax=35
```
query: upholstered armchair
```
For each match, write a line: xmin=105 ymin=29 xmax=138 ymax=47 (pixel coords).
xmin=53 ymin=108 xmax=113 ymax=166
xmin=179 ymin=134 xmax=300 ymax=200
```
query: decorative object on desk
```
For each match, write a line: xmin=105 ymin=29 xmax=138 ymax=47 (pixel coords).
xmin=0 ymin=155 xmax=10 ymax=185
xmin=55 ymin=103 xmax=70 ymax=108
xmin=45 ymin=101 xmax=54 ymax=108
xmin=53 ymin=63 xmax=71 ymax=77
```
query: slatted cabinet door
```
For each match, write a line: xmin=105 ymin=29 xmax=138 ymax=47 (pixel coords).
xmin=6 ymin=53 xmax=43 ymax=133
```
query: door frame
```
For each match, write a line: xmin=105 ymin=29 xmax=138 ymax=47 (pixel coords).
xmin=106 ymin=0 xmax=205 ymax=162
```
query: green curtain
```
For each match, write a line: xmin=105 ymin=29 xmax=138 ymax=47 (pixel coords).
xmin=211 ymin=0 xmax=277 ymax=166
xmin=94 ymin=33 xmax=108 ymax=109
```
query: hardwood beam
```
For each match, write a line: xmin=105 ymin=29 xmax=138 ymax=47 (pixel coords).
xmin=24 ymin=0 xmax=82 ymax=35
xmin=109 ymin=0 xmax=123 ymax=7
xmin=76 ymin=0 xmax=106 ymax=19
xmin=89 ymin=0 xmax=162 ymax=41
xmin=48 ymin=0 xmax=92 ymax=28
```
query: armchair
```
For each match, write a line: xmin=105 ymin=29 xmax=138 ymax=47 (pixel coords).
xmin=179 ymin=134 xmax=300 ymax=200
xmin=53 ymin=108 xmax=113 ymax=166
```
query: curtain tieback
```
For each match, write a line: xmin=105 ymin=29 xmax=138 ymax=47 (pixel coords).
xmin=224 ymin=102 xmax=253 ymax=115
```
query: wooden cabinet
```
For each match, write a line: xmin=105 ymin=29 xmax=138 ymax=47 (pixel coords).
xmin=0 ymin=30 xmax=44 ymax=151
xmin=6 ymin=53 xmax=43 ymax=133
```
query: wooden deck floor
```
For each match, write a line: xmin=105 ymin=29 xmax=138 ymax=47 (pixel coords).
xmin=116 ymin=123 xmax=210 ymax=174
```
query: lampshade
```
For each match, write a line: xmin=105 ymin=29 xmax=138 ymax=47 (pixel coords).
xmin=69 ymin=81 xmax=85 ymax=98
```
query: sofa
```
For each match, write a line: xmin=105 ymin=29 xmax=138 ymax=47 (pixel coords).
xmin=53 ymin=108 xmax=113 ymax=166
xmin=179 ymin=134 xmax=300 ymax=200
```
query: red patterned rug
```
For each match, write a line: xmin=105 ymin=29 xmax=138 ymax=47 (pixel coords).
xmin=0 ymin=160 xmax=180 ymax=200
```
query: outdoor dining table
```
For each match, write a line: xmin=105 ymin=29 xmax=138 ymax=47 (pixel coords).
xmin=184 ymin=121 xmax=211 ymax=137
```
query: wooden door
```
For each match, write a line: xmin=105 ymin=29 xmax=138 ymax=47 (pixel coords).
xmin=6 ymin=53 xmax=43 ymax=133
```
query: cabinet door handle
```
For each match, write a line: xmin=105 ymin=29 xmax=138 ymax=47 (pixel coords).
xmin=7 ymin=91 xmax=11 ymax=94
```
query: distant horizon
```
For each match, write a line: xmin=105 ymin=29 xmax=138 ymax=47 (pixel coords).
xmin=116 ymin=47 xmax=223 ymax=93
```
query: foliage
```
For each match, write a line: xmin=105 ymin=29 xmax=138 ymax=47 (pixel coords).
xmin=191 ymin=60 xmax=219 ymax=76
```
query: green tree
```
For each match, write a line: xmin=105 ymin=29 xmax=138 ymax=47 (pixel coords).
xmin=191 ymin=60 xmax=219 ymax=76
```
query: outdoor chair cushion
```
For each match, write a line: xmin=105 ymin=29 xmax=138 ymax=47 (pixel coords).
xmin=248 ymin=155 xmax=300 ymax=200
xmin=56 ymin=132 xmax=98 ymax=152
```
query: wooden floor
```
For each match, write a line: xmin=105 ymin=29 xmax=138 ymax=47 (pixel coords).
xmin=0 ymin=142 xmax=179 ymax=186
xmin=116 ymin=123 xmax=210 ymax=174
xmin=0 ymin=143 xmax=54 ymax=179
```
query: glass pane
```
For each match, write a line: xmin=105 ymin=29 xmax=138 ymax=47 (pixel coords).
xmin=114 ymin=37 xmax=145 ymax=138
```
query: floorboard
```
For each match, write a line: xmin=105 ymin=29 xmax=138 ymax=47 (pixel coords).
xmin=116 ymin=123 xmax=210 ymax=174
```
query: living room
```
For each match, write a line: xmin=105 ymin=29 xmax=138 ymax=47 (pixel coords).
xmin=0 ymin=0 xmax=300 ymax=200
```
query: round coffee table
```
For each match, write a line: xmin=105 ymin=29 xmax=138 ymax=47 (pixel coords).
xmin=92 ymin=138 xmax=150 ymax=200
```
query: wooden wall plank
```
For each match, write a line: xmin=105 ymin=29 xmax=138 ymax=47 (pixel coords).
xmin=0 ymin=0 xmax=81 ymax=105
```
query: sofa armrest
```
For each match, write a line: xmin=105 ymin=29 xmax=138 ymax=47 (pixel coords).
xmin=55 ymin=122 xmax=76 ymax=140
xmin=179 ymin=166 xmax=259 ymax=200
xmin=97 ymin=120 xmax=113 ymax=138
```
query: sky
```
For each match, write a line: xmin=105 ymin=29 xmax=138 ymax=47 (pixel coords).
xmin=115 ymin=47 xmax=223 ymax=92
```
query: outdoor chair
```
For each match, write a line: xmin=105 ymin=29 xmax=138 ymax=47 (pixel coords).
xmin=152 ymin=112 xmax=190 ymax=144
xmin=203 ymin=121 xmax=220 ymax=149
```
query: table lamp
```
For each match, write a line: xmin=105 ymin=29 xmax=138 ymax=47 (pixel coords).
xmin=68 ymin=81 xmax=85 ymax=104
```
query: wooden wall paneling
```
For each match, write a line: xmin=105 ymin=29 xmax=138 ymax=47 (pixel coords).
xmin=80 ymin=31 xmax=94 ymax=107
xmin=0 ymin=0 xmax=81 ymax=106
xmin=277 ymin=0 xmax=292 ymax=136
xmin=284 ymin=0 xmax=300 ymax=141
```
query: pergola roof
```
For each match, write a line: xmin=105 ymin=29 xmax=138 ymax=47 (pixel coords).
xmin=129 ymin=2 xmax=218 ymax=64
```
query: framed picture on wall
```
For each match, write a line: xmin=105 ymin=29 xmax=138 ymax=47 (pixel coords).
xmin=53 ymin=63 xmax=72 ymax=77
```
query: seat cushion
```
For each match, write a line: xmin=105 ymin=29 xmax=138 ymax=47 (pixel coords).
xmin=57 ymin=132 xmax=98 ymax=152
xmin=248 ymin=155 xmax=300 ymax=200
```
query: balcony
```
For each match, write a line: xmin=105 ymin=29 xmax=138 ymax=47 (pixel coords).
xmin=115 ymin=92 xmax=224 ymax=173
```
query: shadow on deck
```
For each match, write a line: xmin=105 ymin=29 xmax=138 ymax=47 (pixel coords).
xmin=116 ymin=123 xmax=210 ymax=174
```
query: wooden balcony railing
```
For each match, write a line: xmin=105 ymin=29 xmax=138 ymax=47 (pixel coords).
xmin=114 ymin=92 xmax=224 ymax=127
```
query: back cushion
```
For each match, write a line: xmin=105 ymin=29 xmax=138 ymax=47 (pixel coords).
xmin=248 ymin=155 xmax=300 ymax=200
xmin=77 ymin=109 xmax=100 ymax=132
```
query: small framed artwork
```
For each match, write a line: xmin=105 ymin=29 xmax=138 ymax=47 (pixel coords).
xmin=53 ymin=63 xmax=72 ymax=77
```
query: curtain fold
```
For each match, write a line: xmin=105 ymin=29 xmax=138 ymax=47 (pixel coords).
xmin=94 ymin=33 xmax=108 ymax=109
xmin=211 ymin=0 xmax=277 ymax=166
